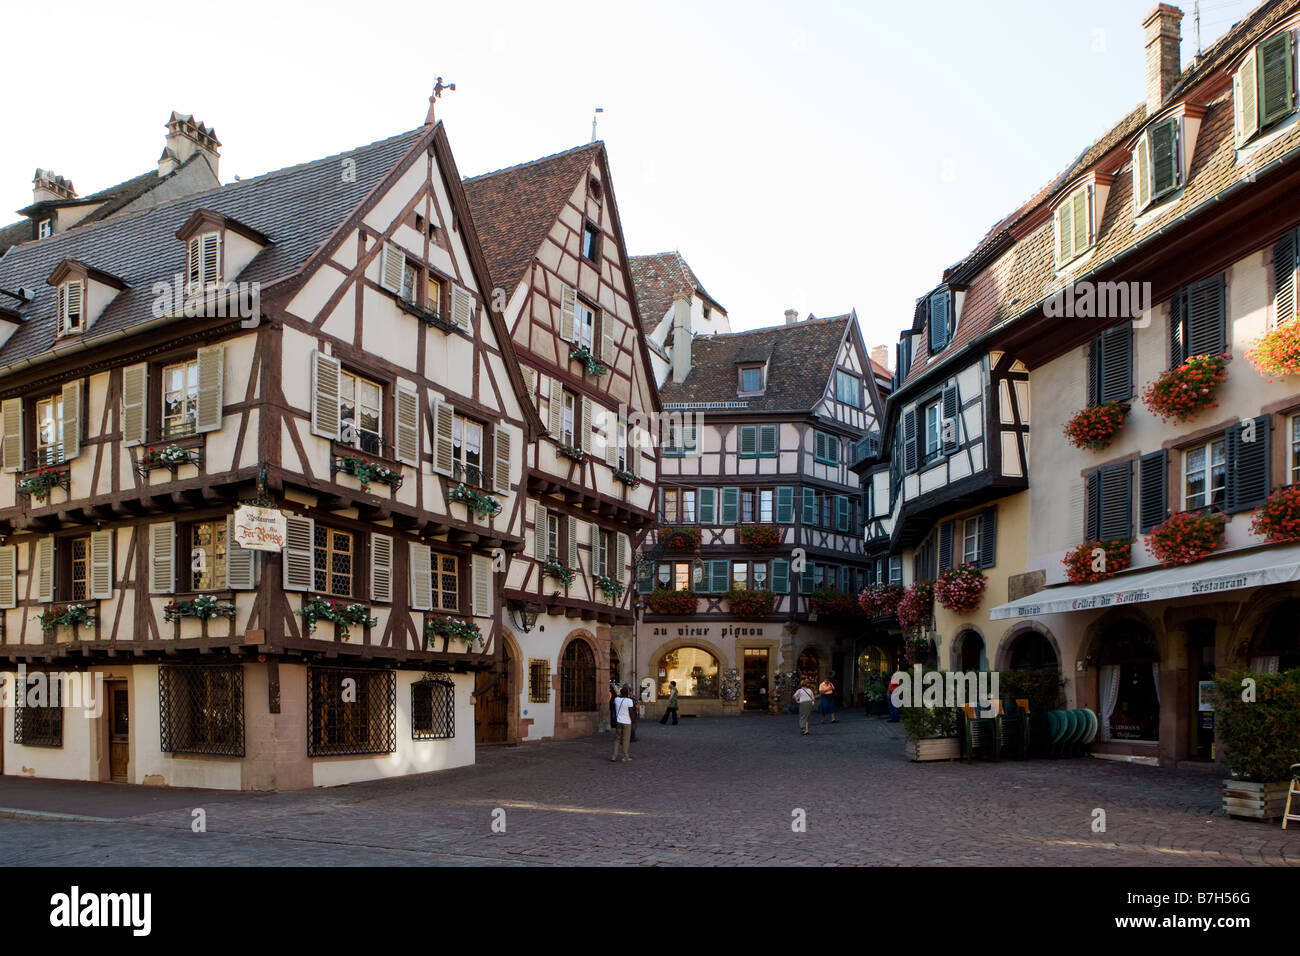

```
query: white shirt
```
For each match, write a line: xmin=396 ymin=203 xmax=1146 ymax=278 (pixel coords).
xmin=614 ymin=697 xmax=635 ymax=725
xmin=793 ymin=688 xmax=815 ymax=704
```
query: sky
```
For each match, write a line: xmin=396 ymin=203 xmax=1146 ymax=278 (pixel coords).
xmin=0 ymin=0 xmax=1260 ymax=359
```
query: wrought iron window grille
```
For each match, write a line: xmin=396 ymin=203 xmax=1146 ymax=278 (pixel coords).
xmin=158 ymin=664 xmax=245 ymax=757
xmin=411 ymin=676 xmax=455 ymax=740
xmin=307 ymin=665 xmax=396 ymax=757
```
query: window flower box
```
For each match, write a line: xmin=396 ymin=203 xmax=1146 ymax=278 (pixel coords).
xmin=558 ymin=443 xmax=586 ymax=463
xmin=18 ymin=465 xmax=69 ymax=503
xmin=645 ymin=588 xmax=699 ymax=615
xmin=1141 ymin=353 xmax=1229 ymax=423
xmin=138 ymin=444 xmax=203 ymax=476
xmin=1250 ymin=485 xmax=1300 ymax=543
xmin=425 ymin=615 xmax=484 ymax=650
xmin=1062 ymin=539 xmax=1133 ymax=584
xmin=569 ymin=345 xmax=609 ymax=377
xmin=895 ymin=581 xmax=934 ymax=632
xmin=449 ymin=482 xmax=501 ymax=518
xmin=612 ymin=468 xmax=639 ymax=487
xmin=593 ymin=574 xmax=625 ymax=601
xmin=726 ymin=588 xmax=775 ymax=619
xmin=662 ymin=526 xmax=700 ymax=551
xmin=738 ymin=524 xmax=781 ymax=550
xmin=163 ymin=594 xmax=236 ymax=623
xmin=297 ymin=598 xmax=377 ymax=640
xmin=333 ymin=454 xmax=403 ymax=493
xmin=1245 ymin=317 xmax=1300 ymax=380
xmin=809 ymin=588 xmax=864 ymax=620
xmin=1063 ymin=401 xmax=1130 ymax=451
xmin=934 ymin=563 xmax=987 ymax=613
xmin=542 ymin=561 xmax=574 ymax=588
xmin=860 ymin=583 xmax=904 ymax=618
xmin=1145 ymin=510 xmax=1226 ymax=567
xmin=39 ymin=603 xmax=96 ymax=633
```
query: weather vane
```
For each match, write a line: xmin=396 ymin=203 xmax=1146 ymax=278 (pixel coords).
xmin=425 ymin=77 xmax=457 ymax=125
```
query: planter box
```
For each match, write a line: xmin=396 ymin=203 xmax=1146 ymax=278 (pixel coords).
xmin=1222 ymin=780 xmax=1290 ymax=820
xmin=906 ymin=737 xmax=960 ymax=762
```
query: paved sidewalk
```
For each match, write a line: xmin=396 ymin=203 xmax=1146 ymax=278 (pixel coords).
xmin=0 ymin=714 xmax=1295 ymax=866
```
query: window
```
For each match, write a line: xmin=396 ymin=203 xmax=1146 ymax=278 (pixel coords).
xmin=657 ymin=561 xmax=695 ymax=591
xmin=739 ymin=424 xmax=776 ymax=459
xmin=814 ymin=431 xmax=840 ymax=466
xmin=560 ymin=640 xmax=597 ymax=712
xmin=547 ymin=514 xmax=560 ymax=562
xmin=1169 ymin=274 xmax=1227 ymax=368
xmin=163 ymin=359 xmax=199 ymax=438
xmin=616 ymin=422 xmax=628 ymax=471
xmin=739 ymin=365 xmax=763 ymax=394
xmin=835 ymin=370 xmax=862 ymax=407
xmin=158 ymin=664 xmax=245 ymax=756
xmin=730 ymin=560 xmax=768 ymax=591
xmin=1089 ymin=326 xmax=1133 ymax=406
xmin=339 ymin=371 xmax=382 ymax=455
xmin=664 ymin=420 xmax=698 ymax=457
xmin=561 ymin=391 xmax=576 ymax=447
xmin=658 ymin=647 xmax=719 ymax=698
xmin=923 ymin=401 xmax=942 ymax=458
xmin=596 ymin=529 xmax=613 ymax=578
xmin=186 ymin=232 xmax=222 ymax=294
xmin=576 ymin=299 xmax=596 ymax=350
xmin=928 ymin=288 xmax=953 ymax=352
xmin=37 ymin=219 xmax=52 ymax=239
xmin=451 ymin=413 xmax=484 ymax=486
xmin=529 ymin=660 xmax=551 ymax=703
xmin=56 ymin=280 xmax=83 ymax=336
xmin=190 ymin=522 xmax=228 ymax=591
xmin=69 ymin=536 xmax=89 ymax=601
xmin=433 ymin=552 xmax=459 ymax=611
xmin=581 ymin=222 xmax=600 ymax=262
xmin=962 ymin=517 xmax=982 ymax=565
xmin=732 ymin=560 xmax=749 ymax=591
xmin=401 ymin=260 xmax=418 ymax=302
xmin=681 ymin=490 xmax=697 ymax=524
xmin=1234 ymin=30 xmax=1296 ymax=147
xmin=1291 ymin=414 xmax=1300 ymax=484
xmin=1132 ymin=117 xmax=1181 ymax=212
xmin=313 ymin=526 xmax=354 ymax=597
xmin=1183 ymin=439 xmax=1227 ymax=510
xmin=411 ymin=678 xmax=455 ymax=739
xmin=13 ymin=674 xmax=62 ymax=747
xmin=741 ymin=489 xmax=755 ymax=523
xmin=759 ymin=488 xmax=774 ymax=523
xmin=35 ymin=394 xmax=66 ymax=465
xmin=426 ymin=274 xmax=443 ymax=315
xmin=307 ymin=666 xmax=395 ymax=756
xmin=1054 ymin=184 xmax=1093 ymax=267
xmin=661 ymin=489 xmax=679 ymax=523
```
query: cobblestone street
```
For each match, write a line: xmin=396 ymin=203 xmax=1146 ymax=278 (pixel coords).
xmin=1 ymin=713 xmax=1296 ymax=866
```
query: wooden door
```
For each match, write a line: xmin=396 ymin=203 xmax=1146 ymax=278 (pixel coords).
xmin=475 ymin=664 xmax=510 ymax=744
xmin=107 ymin=682 xmax=129 ymax=782
xmin=743 ymin=648 xmax=769 ymax=711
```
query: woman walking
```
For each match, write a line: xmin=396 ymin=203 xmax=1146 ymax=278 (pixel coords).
xmin=818 ymin=676 xmax=838 ymax=724
xmin=658 ymin=680 xmax=679 ymax=725
xmin=793 ymin=681 xmax=817 ymax=736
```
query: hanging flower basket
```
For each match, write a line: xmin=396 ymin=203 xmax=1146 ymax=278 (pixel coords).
xmin=163 ymin=595 xmax=237 ymax=623
xmin=425 ymin=615 xmax=484 ymax=649
xmin=1249 ymin=485 xmax=1300 ymax=544
xmin=297 ymin=599 xmax=377 ymax=640
xmin=1141 ymin=353 xmax=1229 ymax=423
xmin=1245 ymin=318 xmax=1300 ymax=380
xmin=569 ymin=345 xmax=609 ymax=377
xmin=895 ymin=581 xmax=934 ymax=632
xmin=810 ymin=588 xmax=864 ymax=619
xmin=934 ymin=563 xmax=987 ymax=613
xmin=646 ymin=588 xmax=699 ymax=614
xmin=738 ymin=524 xmax=781 ymax=550
xmin=726 ymin=588 xmax=775 ymax=619
xmin=1062 ymin=538 xmax=1133 ymax=584
xmin=859 ymin=583 xmax=904 ymax=618
xmin=1146 ymin=510 xmax=1227 ymax=568
xmin=1063 ymin=402 xmax=1130 ymax=451
xmin=662 ymin=526 xmax=701 ymax=551
xmin=449 ymin=483 xmax=501 ymax=518
xmin=594 ymin=574 xmax=625 ymax=601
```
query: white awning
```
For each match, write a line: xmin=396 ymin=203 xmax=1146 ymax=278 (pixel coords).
xmin=988 ymin=543 xmax=1300 ymax=621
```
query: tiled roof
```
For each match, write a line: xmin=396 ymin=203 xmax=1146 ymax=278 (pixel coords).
xmin=462 ymin=143 xmax=603 ymax=295
xmin=899 ymin=0 xmax=1300 ymax=394
xmin=627 ymin=251 xmax=723 ymax=332
xmin=0 ymin=128 xmax=427 ymax=370
xmin=659 ymin=316 xmax=849 ymax=412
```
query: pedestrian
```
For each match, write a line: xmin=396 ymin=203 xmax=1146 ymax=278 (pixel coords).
xmin=608 ymin=679 xmax=618 ymax=731
xmin=793 ymin=680 xmax=816 ymax=736
xmin=630 ymin=683 xmax=639 ymax=742
xmin=611 ymin=685 xmax=635 ymax=762
xmin=886 ymin=672 xmax=902 ymax=723
xmin=818 ymin=676 xmax=838 ymax=724
xmin=658 ymin=680 xmax=679 ymax=725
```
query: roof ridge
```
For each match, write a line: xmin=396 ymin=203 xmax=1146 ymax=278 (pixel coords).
xmin=464 ymin=141 xmax=603 ymax=183
xmin=704 ymin=315 xmax=850 ymax=339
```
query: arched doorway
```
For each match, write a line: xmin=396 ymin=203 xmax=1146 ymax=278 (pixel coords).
xmin=475 ymin=642 xmax=513 ymax=744
xmin=658 ymin=646 xmax=720 ymax=699
xmin=956 ymin=630 xmax=986 ymax=671
xmin=560 ymin=639 xmax=597 ymax=713
xmin=1008 ymin=631 xmax=1058 ymax=670
xmin=1249 ymin=599 xmax=1300 ymax=672
xmin=609 ymin=644 xmax=622 ymax=686
xmin=797 ymin=648 xmax=821 ymax=688
xmin=1096 ymin=625 xmax=1160 ymax=743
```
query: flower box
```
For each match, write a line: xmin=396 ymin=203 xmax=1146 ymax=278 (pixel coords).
xmin=333 ymin=454 xmax=402 ymax=493
xmin=138 ymin=444 xmax=202 ymax=475
xmin=645 ymin=588 xmax=699 ymax=615
xmin=449 ymin=482 xmax=501 ymax=518
xmin=1245 ymin=317 xmax=1300 ymax=380
xmin=1249 ymin=485 xmax=1300 ymax=544
xmin=1063 ymin=402 xmax=1130 ymax=451
xmin=859 ymin=583 xmax=904 ymax=618
xmin=163 ymin=595 xmax=236 ymax=623
xmin=612 ymin=468 xmax=639 ymax=487
xmin=738 ymin=524 xmax=781 ymax=550
xmin=725 ymin=588 xmax=775 ymax=619
xmin=542 ymin=561 xmax=574 ymax=588
xmin=1221 ymin=780 xmax=1291 ymax=820
xmin=662 ymin=526 xmax=700 ymax=551
xmin=39 ymin=603 xmax=96 ymax=633
xmin=425 ymin=615 xmax=484 ymax=650
xmin=297 ymin=598 xmax=377 ymax=640
xmin=593 ymin=574 xmax=625 ymax=601
xmin=1141 ymin=353 xmax=1229 ymax=423
xmin=809 ymin=588 xmax=864 ymax=619
xmin=18 ymin=465 xmax=69 ymax=503
xmin=568 ymin=345 xmax=609 ymax=377
xmin=1146 ymin=510 xmax=1226 ymax=567
xmin=934 ymin=563 xmax=987 ymax=613
xmin=1062 ymin=539 xmax=1132 ymax=584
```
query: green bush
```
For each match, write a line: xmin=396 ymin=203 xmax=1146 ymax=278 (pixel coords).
xmin=1213 ymin=668 xmax=1300 ymax=783
xmin=997 ymin=667 xmax=1065 ymax=712
xmin=901 ymin=705 xmax=958 ymax=741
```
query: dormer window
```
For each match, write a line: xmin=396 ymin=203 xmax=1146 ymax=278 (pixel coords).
xmin=1234 ymin=29 xmax=1296 ymax=148
xmin=37 ymin=219 xmax=52 ymax=239
xmin=1133 ymin=116 xmax=1181 ymax=212
xmin=1054 ymin=184 xmax=1094 ymax=267
xmin=186 ymin=232 xmax=222 ymax=294
xmin=738 ymin=363 xmax=764 ymax=395
xmin=56 ymin=280 xmax=83 ymax=336
xmin=927 ymin=288 xmax=954 ymax=352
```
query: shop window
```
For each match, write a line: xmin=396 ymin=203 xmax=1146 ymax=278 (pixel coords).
xmin=657 ymin=646 xmax=719 ymax=698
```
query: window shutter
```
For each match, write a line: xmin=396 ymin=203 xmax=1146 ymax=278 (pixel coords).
xmin=60 ymin=379 xmax=81 ymax=460
xmin=548 ymin=378 xmax=563 ymax=435
xmin=617 ymin=533 xmax=628 ymax=586
xmin=186 ymin=237 xmax=201 ymax=293
xmin=802 ymin=488 xmax=816 ymax=524
xmin=1258 ymin=31 xmax=1295 ymax=128
xmin=533 ymin=504 xmax=548 ymax=560
xmin=201 ymin=234 xmax=221 ymax=288
xmin=472 ymin=554 xmax=492 ymax=618
xmin=759 ymin=424 xmax=777 ymax=457
xmin=581 ymin=397 xmax=593 ymax=454
xmin=739 ymin=425 xmax=757 ymax=457
xmin=1072 ymin=186 xmax=1090 ymax=253
xmin=627 ymin=426 xmax=640 ymax=477
xmin=938 ymin=520 xmax=954 ymax=570
xmin=0 ymin=545 xmax=14 ymax=609
xmin=902 ymin=408 xmax=917 ymax=473
xmin=121 ymin=364 xmax=147 ymax=448
xmin=1098 ymin=462 xmax=1132 ymax=541
xmin=698 ymin=488 xmax=717 ymax=524
xmin=1138 ymin=449 xmax=1168 ymax=533
xmin=604 ymin=419 xmax=618 ymax=467
xmin=942 ymin=385 xmax=959 ymax=453
xmin=721 ymin=487 xmax=740 ymax=524
xmin=979 ymin=508 xmax=997 ymax=569
xmin=567 ymin=516 xmax=579 ymax=569
xmin=800 ymin=561 xmax=816 ymax=595
xmin=589 ymin=520 xmax=600 ymax=574
xmin=1235 ymin=48 xmax=1259 ymax=147
xmin=1150 ymin=119 xmax=1180 ymax=198
xmin=1169 ymin=291 xmax=1186 ymax=368
xmin=1085 ymin=470 xmax=1102 ymax=542
xmin=1098 ymin=325 xmax=1133 ymax=403
xmin=1133 ymin=133 xmax=1152 ymax=211
xmin=196 ymin=344 xmax=224 ymax=434
xmin=775 ymin=486 xmax=794 ymax=524
xmin=1056 ymin=200 xmax=1073 ymax=264
xmin=771 ymin=559 xmax=790 ymax=594
xmin=560 ymin=286 xmax=577 ymax=342
xmin=636 ymin=558 xmax=654 ymax=594
xmin=409 ymin=543 xmax=432 ymax=611
xmin=282 ymin=515 xmax=314 ymax=592
xmin=86 ymin=529 xmax=114 ymax=600
xmin=1273 ymin=231 xmax=1298 ymax=326
xmin=1227 ymin=415 xmax=1271 ymax=513
xmin=380 ymin=243 xmax=404 ymax=293
xmin=1186 ymin=274 xmax=1227 ymax=359
xmin=601 ymin=312 xmax=616 ymax=364
xmin=709 ymin=560 xmax=729 ymax=595
xmin=928 ymin=290 xmax=951 ymax=352
xmin=149 ymin=522 xmax=174 ymax=595
xmin=36 ymin=537 xmax=54 ymax=604
xmin=226 ymin=514 xmax=255 ymax=590
xmin=310 ymin=351 xmax=342 ymax=439
xmin=493 ymin=425 xmax=511 ymax=493
xmin=836 ymin=495 xmax=849 ymax=531
xmin=391 ymin=385 xmax=419 ymax=467
xmin=432 ymin=398 xmax=454 ymax=476
xmin=838 ymin=566 xmax=851 ymax=593
xmin=2 ymin=397 xmax=22 ymax=472
xmin=370 ymin=532 xmax=393 ymax=603
xmin=451 ymin=286 xmax=473 ymax=331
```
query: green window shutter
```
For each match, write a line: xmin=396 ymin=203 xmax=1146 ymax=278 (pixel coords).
xmin=979 ymin=508 xmax=997 ymax=569
xmin=1085 ymin=470 xmax=1102 ymax=542
xmin=1071 ymin=187 xmax=1089 ymax=254
xmin=775 ymin=486 xmax=794 ymax=523
xmin=835 ymin=495 xmax=849 ymax=531
xmin=759 ymin=424 xmax=778 ymax=457
xmin=771 ymin=559 xmax=790 ymax=594
xmin=1150 ymin=118 xmax=1180 ymax=199
xmin=739 ymin=425 xmax=757 ymax=458
xmin=1226 ymin=415 xmax=1271 ymax=513
xmin=800 ymin=561 xmax=816 ymax=595
xmin=801 ymin=488 xmax=816 ymax=524
xmin=1273 ymin=230 xmax=1298 ymax=326
xmin=1185 ymin=274 xmax=1227 ymax=359
xmin=657 ymin=488 xmax=665 ymax=521
xmin=709 ymin=560 xmax=730 ymax=594
xmin=698 ymin=488 xmax=717 ymax=525
xmin=721 ymin=487 xmax=740 ymax=524
xmin=928 ymin=289 xmax=951 ymax=352
xmin=1056 ymin=201 xmax=1073 ymax=264
xmin=1259 ymin=31 xmax=1295 ymax=128
xmin=902 ymin=409 xmax=917 ymax=473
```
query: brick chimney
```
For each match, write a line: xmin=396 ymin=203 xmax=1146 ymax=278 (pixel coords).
xmin=672 ymin=295 xmax=693 ymax=385
xmin=784 ymin=308 xmax=798 ymax=326
xmin=870 ymin=345 xmax=890 ymax=370
xmin=158 ymin=112 xmax=221 ymax=178
xmin=1143 ymin=5 xmax=1183 ymax=116
xmin=32 ymin=169 xmax=77 ymax=204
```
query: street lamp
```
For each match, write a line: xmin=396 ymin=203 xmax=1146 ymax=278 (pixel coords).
xmin=510 ymin=601 xmax=540 ymax=634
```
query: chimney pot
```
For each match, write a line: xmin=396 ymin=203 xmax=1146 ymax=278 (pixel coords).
xmin=32 ymin=168 xmax=77 ymax=204
xmin=1143 ymin=4 xmax=1183 ymax=115
xmin=784 ymin=309 xmax=799 ymax=326
xmin=870 ymin=345 xmax=890 ymax=370
xmin=159 ymin=112 xmax=221 ymax=178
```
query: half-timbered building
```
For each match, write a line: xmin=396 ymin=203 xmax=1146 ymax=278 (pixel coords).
xmin=0 ymin=114 xmax=541 ymax=789
xmin=628 ymin=252 xmax=731 ymax=387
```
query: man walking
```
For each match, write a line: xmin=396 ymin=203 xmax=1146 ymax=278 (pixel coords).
xmin=658 ymin=680 xmax=679 ymax=725
xmin=611 ymin=684 xmax=636 ymax=762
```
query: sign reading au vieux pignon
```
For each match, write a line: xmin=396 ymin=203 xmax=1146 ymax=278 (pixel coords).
xmin=233 ymin=505 xmax=288 ymax=552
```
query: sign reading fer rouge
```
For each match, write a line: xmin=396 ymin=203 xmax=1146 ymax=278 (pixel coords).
xmin=233 ymin=505 xmax=287 ymax=552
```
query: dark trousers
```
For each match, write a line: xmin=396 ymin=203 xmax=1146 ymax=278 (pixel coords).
xmin=659 ymin=707 xmax=678 ymax=725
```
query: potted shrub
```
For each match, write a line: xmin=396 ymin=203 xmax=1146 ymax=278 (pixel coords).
xmin=1141 ymin=353 xmax=1229 ymax=423
xmin=726 ymin=588 xmax=775 ymax=619
xmin=1062 ymin=538 xmax=1132 ymax=584
xmin=1245 ymin=317 xmax=1300 ymax=380
xmin=866 ymin=679 xmax=889 ymax=717
xmin=1214 ymin=668 xmax=1300 ymax=820
xmin=1063 ymin=401 xmax=1130 ymax=451
xmin=1146 ymin=510 xmax=1226 ymax=567
xmin=1249 ymin=485 xmax=1300 ymax=544
xmin=934 ymin=563 xmax=987 ymax=613
xmin=901 ymin=691 xmax=960 ymax=761
xmin=738 ymin=524 xmax=781 ymax=550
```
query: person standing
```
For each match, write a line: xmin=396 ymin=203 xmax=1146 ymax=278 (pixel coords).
xmin=886 ymin=672 xmax=902 ymax=723
xmin=793 ymin=681 xmax=816 ymax=736
xmin=818 ymin=676 xmax=838 ymax=724
xmin=611 ymin=685 xmax=635 ymax=762
xmin=658 ymin=681 xmax=679 ymax=725
xmin=608 ymin=679 xmax=619 ymax=731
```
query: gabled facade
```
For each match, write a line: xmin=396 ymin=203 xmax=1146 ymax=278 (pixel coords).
xmin=628 ymin=251 xmax=730 ymax=387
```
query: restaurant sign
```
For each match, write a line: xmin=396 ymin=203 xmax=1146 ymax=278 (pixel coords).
xmin=233 ymin=505 xmax=288 ymax=552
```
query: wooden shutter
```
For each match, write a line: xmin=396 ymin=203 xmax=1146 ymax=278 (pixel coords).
xmin=36 ymin=537 xmax=54 ymax=604
xmin=1071 ymin=186 xmax=1090 ymax=253
xmin=1150 ymin=118 xmax=1180 ymax=198
xmin=60 ymin=280 xmax=83 ymax=334
xmin=2 ymin=397 xmax=22 ymax=472
xmin=771 ymin=559 xmax=790 ymax=594
xmin=380 ymin=242 xmax=404 ymax=293
xmin=89 ymin=529 xmax=113 ymax=600
xmin=616 ymin=533 xmax=628 ymax=585
xmin=149 ymin=522 xmax=175 ymax=594
xmin=838 ymin=566 xmax=851 ymax=593
xmin=1098 ymin=462 xmax=1132 ymax=541
xmin=560 ymin=286 xmax=577 ymax=342
xmin=775 ymin=486 xmax=794 ymax=524
xmin=941 ymin=385 xmax=959 ymax=453
xmin=567 ymin=516 xmax=579 ymax=569
xmin=394 ymin=385 xmax=419 ymax=467
xmin=1186 ymin=274 xmax=1227 ymax=359
xmin=979 ymin=508 xmax=998 ymax=569
xmin=451 ymin=286 xmax=473 ymax=331
xmin=1056 ymin=199 xmax=1073 ymax=264
xmin=1258 ymin=31 xmax=1295 ymax=128
xmin=186 ymin=237 xmax=201 ymax=293
xmin=698 ymin=488 xmax=717 ymax=524
xmin=370 ymin=532 xmax=393 ymax=603
xmin=721 ymin=487 xmax=740 ymax=524
xmin=121 ymin=364 xmax=147 ymax=448
xmin=636 ymin=557 xmax=655 ymax=595
xmin=604 ymin=419 xmax=618 ymax=467
xmin=627 ymin=426 xmax=640 ymax=477
xmin=310 ymin=351 xmax=342 ymax=439
xmin=432 ymin=398 xmax=454 ymax=476
xmin=580 ymin=397 xmax=593 ymax=454
xmin=225 ymin=514 xmax=255 ymax=590
xmin=589 ymin=520 xmax=600 ymax=574
xmin=1085 ymin=470 xmax=1102 ymax=542
xmin=534 ymin=504 xmax=548 ymax=560
xmin=739 ymin=425 xmax=757 ymax=457
xmin=902 ymin=408 xmax=917 ymax=472
xmin=1169 ymin=291 xmax=1186 ymax=368
xmin=928 ymin=290 xmax=950 ymax=352
xmin=1227 ymin=415 xmax=1271 ymax=513
xmin=1274 ymin=231 xmax=1298 ymax=326
xmin=601 ymin=311 xmax=616 ymax=364
xmin=1138 ymin=449 xmax=1168 ymax=533
xmin=196 ymin=344 xmax=224 ymax=434
xmin=494 ymin=425 xmax=511 ymax=493
xmin=548 ymin=378 xmax=563 ymax=435
xmin=0 ymin=545 xmax=15 ymax=609
xmin=1098 ymin=325 xmax=1133 ymax=404
xmin=836 ymin=495 xmax=849 ymax=531
xmin=1133 ymin=132 xmax=1151 ymax=211
xmin=472 ymin=554 xmax=492 ymax=617
xmin=800 ymin=561 xmax=816 ymax=594
xmin=937 ymin=520 xmax=954 ymax=570
xmin=201 ymin=234 xmax=221 ymax=287
xmin=409 ymin=543 xmax=432 ymax=611
xmin=60 ymin=380 xmax=81 ymax=460
xmin=802 ymin=488 xmax=816 ymax=524
xmin=759 ymin=424 xmax=777 ymax=457
xmin=709 ymin=560 xmax=730 ymax=595
xmin=1235 ymin=48 xmax=1259 ymax=147
xmin=282 ymin=515 xmax=314 ymax=592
